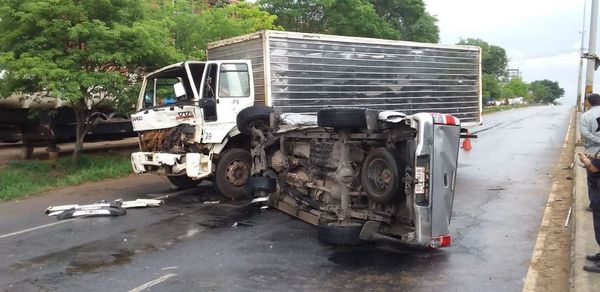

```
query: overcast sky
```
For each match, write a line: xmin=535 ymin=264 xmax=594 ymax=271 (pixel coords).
xmin=425 ymin=0 xmax=589 ymax=105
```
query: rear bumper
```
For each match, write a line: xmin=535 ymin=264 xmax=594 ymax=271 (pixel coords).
xmin=131 ymin=152 xmax=213 ymax=179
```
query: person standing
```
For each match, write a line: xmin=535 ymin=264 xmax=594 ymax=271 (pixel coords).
xmin=579 ymin=153 xmax=600 ymax=272
xmin=580 ymin=93 xmax=600 ymax=156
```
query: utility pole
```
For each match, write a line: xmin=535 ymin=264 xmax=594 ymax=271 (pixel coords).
xmin=577 ymin=0 xmax=587 ymax=111
xmin=585 ymin=0 xmax=599 ymax=107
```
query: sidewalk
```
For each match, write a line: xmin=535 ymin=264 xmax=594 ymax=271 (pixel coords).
xmin=572 ymin=145 xmax=600 ymax=291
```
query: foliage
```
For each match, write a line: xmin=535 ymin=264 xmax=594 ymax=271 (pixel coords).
xmin=482 ymin=74 xmax=501 ymax=101
xmin=258 ymin=0 xmax=399 ymax=39
xmin=155 ymin=0 xmax=281 ymax=60
xmin=368 ymin=0 xmax=439 ymax=42
xmin=530 ymin=79 xmax=565 ymax=103
xmin=458 ymin=38 xmax=507 ymax=78
xmin=0 ymin=0 xmax=182 ymax=161
xmin=0 ymin=152 xmax=131 ymax=200
xmin=501 ymin=77 xmax=529 ymax=99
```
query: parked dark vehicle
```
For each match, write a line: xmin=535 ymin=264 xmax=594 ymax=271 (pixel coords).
xmin=239 ymin=106 xmax=461 ymax=248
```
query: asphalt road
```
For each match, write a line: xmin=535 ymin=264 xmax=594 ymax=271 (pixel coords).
xmin=0 ymin=105 xmax=572 ymax=292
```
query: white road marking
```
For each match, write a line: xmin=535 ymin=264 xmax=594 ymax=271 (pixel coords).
xmin=0 ymin=219 xmax=73 ymax=239
xmin=128 ymin=273 xmax=177 ymax=292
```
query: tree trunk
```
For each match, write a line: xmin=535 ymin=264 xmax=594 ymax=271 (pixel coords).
xmin=72 ymin=100 xmax=89 ymax=162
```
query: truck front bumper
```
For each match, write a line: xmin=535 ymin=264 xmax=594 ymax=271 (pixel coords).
xmin=131 ymin=152 xmax=213 ymax=179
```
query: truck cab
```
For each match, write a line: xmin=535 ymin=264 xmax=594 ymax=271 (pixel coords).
xmin=130 ymin=60 xmax=255 ymax=199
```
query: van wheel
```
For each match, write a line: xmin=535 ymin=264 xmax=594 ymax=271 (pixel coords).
xmin=215 ymin=148 xmax=252 ymax=200
xmin=361 ymin=148 xmax=404 ymax=204
xmin=167 ymin=176 xmax=201 ymax=189
xmin=245 ymin=176 xmax=277 ymax=196
xmin=317 ymin=222 xmax=363 ymax=246
xmin=236 ymin=106 xmax=274 ymax=135
xmin=317 ymin=108 xmax=367 ymax=129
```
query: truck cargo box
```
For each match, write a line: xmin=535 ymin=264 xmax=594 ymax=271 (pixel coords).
xmin=208 ymin=30 xmax=482 ymax=125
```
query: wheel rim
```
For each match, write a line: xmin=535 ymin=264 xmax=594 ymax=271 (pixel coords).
xmin=225 ymin=160 xmax=250 ymax=187
xmin=366 ymin=158 xmax=392 ymax=194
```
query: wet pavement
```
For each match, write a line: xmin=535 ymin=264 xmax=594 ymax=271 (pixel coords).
xmin=0 ymin=105 xmax=572 ymax=291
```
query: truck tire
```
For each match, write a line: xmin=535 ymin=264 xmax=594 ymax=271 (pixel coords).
xmin=167 ymin=176 xmax=201 ymax=189
xmin=317 ymin=222 xmax=364 ymax=246
xmin=317 ymin=108 xmax=367 ymax=129
xmin=215 ymin=148 xmax=252 ymax=200
xmin=361 ymin=148 xmax=404 ymax=204
xmin=244 ymin=176 xmax=277 ymax=196
xmin=236 ymin=106 xmax=274 ymax=135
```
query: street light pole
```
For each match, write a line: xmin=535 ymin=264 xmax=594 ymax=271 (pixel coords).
xmin=585 ymin=0 xmax=599 ymax=105
xmin=577 ymin=0 xmax=587 ymax=111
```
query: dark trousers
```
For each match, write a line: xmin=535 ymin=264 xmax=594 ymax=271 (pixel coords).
xmin=587 ymin=173 xmax=600 ymax=246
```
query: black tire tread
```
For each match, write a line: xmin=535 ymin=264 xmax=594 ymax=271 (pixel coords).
xmin=215 ymin=148 xmax=252 ymax=200
xmin=317 ymin=108 xmax=367 ymax=129
xmin=236 ymin=106 xmax=274 ymax=135
xmin=361 ymin=148 xmax=404 ymax=204
xmin=244 ymin=176 xmax=277 ymax=195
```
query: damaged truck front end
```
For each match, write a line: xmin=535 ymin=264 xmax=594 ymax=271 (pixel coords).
xmin=241 ymin=106 xmax=461 ymax=248
xmin=130 ymin=61 xmax=255 ymax=198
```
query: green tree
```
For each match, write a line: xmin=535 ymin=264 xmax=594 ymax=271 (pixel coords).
xmin=368 ymin=0 xmax=439 ymax=42
xmin=530 ymin=79 xmax=564 ymax=103
xmin=482 ymin=74 xmax=501 ymax=100
xmin=258 ymin=0 xmax=400 ymax=39
xmin=156 ymin=1 xmax=281 ymax=60
xmin=0 ymin=0 xmax=181 ymax=161
xmin=458 ymin=38 xmax=507 ymax=78
xmin=501 ymin=78 xmax=529 ymax=99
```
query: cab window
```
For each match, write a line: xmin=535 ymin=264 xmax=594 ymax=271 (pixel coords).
xmin=218 ymin=64 xmax=250 ymax=98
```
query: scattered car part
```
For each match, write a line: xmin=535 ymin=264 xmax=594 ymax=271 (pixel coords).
xmin=45 ymin=199 xmax=163 ymax=220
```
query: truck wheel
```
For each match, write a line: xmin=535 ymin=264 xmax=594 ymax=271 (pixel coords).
xmin=167 ymin=176 xmax=201 ymax=189
xmin=317 ymin=222 xmax=364 ymax=246
xmin=361 ymin=148 xmax=404 ymax=204
xmin=317 ymin=108 xmax=367 ymax=129
xmin=236 ymin=106 xmax=274 ymax=135
xmin=244 ymin=176 xmax=277 ymax=196
xmin=215 ymin=148 xmax=252 ymax=200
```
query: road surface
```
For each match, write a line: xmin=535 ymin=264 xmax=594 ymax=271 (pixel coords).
xmin=0 ymin=105 xmax=572 ymax=291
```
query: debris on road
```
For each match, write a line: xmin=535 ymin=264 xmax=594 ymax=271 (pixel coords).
xmin=45 ymin=199 xmax=163 ymax=220
xmin=202 ymin=200 xmax=221 ymax=205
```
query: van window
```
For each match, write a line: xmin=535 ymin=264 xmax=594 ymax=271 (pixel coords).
xmin=218 ymin=64 xmax=250 ymax=98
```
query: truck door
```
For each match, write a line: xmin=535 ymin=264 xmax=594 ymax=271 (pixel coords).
xmin=215 ymin=63 xmax=254 ymax=124
xmin=201 ymin=62 xmax=254 ymax=144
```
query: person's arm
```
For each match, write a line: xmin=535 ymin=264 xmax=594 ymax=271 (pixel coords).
xmin=579 ymin=153 xmax=600 ymax=173
xmin=580 ymin=116 xmax=600 ymax=144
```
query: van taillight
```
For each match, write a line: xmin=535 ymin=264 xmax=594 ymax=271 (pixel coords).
xmin=432 ymin=114 xmax=459 ymax=126
xmin=415 ymin=155 xmax=430 ymax=206
xmin=430 ymin=235 xmax=452 ymax=248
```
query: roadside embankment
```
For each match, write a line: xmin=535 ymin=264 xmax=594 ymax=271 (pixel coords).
xmin=0 ymin=151 xmax=132 ymax=201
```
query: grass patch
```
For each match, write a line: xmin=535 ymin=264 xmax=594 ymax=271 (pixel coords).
xmin=0 ymin=151 xmax=132 ymax=201
xmin=483 ymin=104 xmax=532 ymax=114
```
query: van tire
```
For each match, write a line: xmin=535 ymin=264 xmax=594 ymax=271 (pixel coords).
xmin=317 ymin=108 xmax=367 ymax=129
xmin=361 ymin=148 xmax=404 ymax=204
xmin=215 ymin=148 xmax=252 ymax=200
xmin=167 ymin=176 xmax=201 ymax=189
xmin=236 ymin=106 xmax=274 ymax=135
xmin=317 ymin=222 xmax=363 ymax=246
xmin=245 ymin=176 xmax=277 ymax=196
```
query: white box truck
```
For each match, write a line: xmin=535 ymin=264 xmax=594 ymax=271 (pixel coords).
xmin=130 ymin=30 xmax=481 ymax=200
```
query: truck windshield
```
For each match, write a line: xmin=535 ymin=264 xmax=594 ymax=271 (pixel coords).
xmin=142 ymin=65 xmax=199 ymax=109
